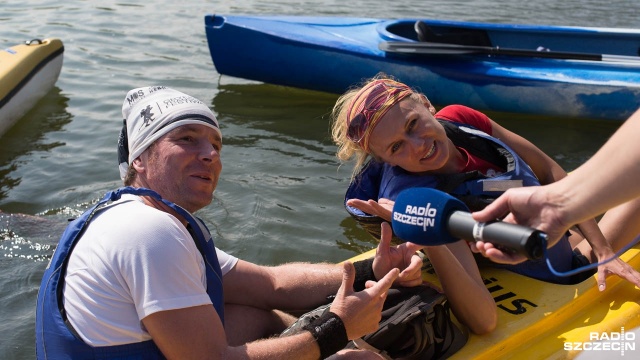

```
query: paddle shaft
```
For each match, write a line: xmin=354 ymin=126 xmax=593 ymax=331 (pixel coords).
xmin=379 ymin=41 xmax=640 ymax=63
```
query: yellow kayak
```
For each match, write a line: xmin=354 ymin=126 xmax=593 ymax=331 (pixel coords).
xmin=349 ymin=244 xmax=640 ymax=359
xmin=0 ymin=38 xmax=64 ymax=138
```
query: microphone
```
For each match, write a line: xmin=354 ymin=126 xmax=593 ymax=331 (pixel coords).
xmin=391 ymin=187 xmax=544 ymax=260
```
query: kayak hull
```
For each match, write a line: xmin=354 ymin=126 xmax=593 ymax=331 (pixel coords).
xmin=205 ymin=15 xmax=640 ymax=120
xmin=0 ymin=38 xmax=64 ymax=138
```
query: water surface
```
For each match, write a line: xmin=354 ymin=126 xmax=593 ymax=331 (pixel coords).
xmin=1 ymin=0 xmax=637 ymax=357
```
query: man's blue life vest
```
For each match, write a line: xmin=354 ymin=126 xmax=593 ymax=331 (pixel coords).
xmin=35 ymin=187 xmax=224 ymax=359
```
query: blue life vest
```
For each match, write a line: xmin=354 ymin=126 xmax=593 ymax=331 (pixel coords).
xmin=35 ymin=187 xmax=224 ymax=359
xmin=344 ymin=120 xmax=574 ymax=284
xmin=345 ymin=120 xmax=541 ymax=220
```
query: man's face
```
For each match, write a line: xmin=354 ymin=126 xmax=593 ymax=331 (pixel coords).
xmin=135 ymin=123 xmax=222 ymax=212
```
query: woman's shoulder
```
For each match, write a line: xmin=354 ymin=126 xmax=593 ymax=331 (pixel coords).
xmin=435 ymin=105 xmax=492 ymax=134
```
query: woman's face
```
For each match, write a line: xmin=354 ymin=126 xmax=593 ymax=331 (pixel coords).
xmin=367 ymin=97 xmax=452 ymax=173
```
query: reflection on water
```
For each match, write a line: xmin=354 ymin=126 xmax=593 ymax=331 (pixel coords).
xmin=336 ymin=216 xmax=380 ymax=253
xmin=0 ymin=210 xmax=69 ymax=360
xmin=0 ymin=0 xmax=636 ymax=358
xmin=482 ymin=109 xmax=620 ymax=171
xmin=0 ymin=87 xmax=71 ymax=200
xmin=203 ymin=83 xmax=374 ymax=265
xmin=0 ymin=211 xmax=67 ymax=261
xmin=212 ymin=83 xmax=338 ymax=144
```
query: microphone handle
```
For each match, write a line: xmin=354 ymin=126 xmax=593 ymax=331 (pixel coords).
xmin=447 ymin=211 xmax=544 ymax=260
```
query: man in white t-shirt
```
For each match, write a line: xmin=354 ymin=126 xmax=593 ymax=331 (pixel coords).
xmin=36 ymin=86 xmax=425 ymax=359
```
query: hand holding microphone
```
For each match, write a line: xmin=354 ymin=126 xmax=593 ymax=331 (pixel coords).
xmin=391 ymin=188 xmax=545 ymax=261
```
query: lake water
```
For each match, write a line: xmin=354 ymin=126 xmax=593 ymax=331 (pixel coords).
xmin=1 ymin=0 xmax=638 ymax=358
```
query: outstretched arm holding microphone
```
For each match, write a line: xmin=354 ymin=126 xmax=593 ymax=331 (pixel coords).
xmin=473 ymin=108 xmax=640 ymax=288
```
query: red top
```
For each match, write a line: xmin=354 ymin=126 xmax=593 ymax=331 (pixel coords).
xmin=436 ymin=105 xmax=503 ymax=176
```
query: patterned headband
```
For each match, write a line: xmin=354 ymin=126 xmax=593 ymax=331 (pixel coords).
xmin=345 ymin=79 xmax=413 ymax=152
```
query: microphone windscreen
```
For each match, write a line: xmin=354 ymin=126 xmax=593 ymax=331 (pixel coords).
xmin=391 ymin=187 xmax=469 ymax=245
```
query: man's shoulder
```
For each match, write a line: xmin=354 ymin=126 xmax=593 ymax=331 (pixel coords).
xmin=100 ymin=195 xmax=169 ymax=219
xmin=88 ymin=196 xmax=186 ymax=239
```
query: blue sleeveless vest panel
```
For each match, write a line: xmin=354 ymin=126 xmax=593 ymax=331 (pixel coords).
xmin=35 ymin=187 xmax=224 ymax=359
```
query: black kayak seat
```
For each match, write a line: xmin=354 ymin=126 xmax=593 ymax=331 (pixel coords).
xmin=414 ymin=20 xmax=493 ymax=47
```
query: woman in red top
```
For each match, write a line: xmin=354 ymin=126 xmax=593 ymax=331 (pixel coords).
xmin=330 ymin=73 xmax=640 ymax=291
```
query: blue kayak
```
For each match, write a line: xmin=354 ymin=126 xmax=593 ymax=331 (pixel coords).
xmin=204 ymin=14 xmax=640 ymax=121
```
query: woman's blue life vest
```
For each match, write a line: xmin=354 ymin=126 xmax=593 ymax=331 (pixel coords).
xmin=345 ymin=120 xmax=540 ymax=220
xmin=35 ymin=187 xmax=225 ymax=359
xmin=344 ymin=120 xmax=575 ymax=284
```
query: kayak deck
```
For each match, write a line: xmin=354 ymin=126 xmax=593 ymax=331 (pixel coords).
xmin=348 ymin=245 xmax=640 ymax=359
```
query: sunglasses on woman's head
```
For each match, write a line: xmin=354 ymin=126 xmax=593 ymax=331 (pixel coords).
xmin=346 ymin=81 xmax=409 ymax=144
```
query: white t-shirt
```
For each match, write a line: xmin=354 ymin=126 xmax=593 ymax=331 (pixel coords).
xmin=63 ymin=194 xmax=237 ymax=346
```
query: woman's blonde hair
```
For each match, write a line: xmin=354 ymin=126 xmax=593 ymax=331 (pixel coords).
xmin=330 ymin=73 xmax=424 ymax=179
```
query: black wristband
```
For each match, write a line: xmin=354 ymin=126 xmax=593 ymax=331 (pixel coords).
xmin=353 ymin=257 xmax=376 ymax=291
xmin=303 ymin=311 xmax=349 ymax=359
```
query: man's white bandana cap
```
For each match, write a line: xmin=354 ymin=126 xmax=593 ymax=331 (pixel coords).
xmin=118 ymin=86 xmax=221 ymax=180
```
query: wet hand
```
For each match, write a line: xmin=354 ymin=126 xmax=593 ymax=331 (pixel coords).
xmin=330 ymin=262 xmax=399 ymax=340
xmin=594 ymin=253 xmax=640 ymax=291
xmin=373 ymin=222 xmax=424 ymax=287
xmin=472 ymin=187 xmax=570 ymax=249
xmin=470 ymin=240 xmax=527 ymax=264
xmin=346 ymin=198 xmax=395 ymax=222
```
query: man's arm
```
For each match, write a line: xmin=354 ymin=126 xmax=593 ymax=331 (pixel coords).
xmin=143 ymin=262 xmax=400 ymax=360
xmin=223 ymin=223 xmax=423 ymax=312
xmin=223 ymin=259 xmax=342 ymax=312
xmin=143 ymin=304 xmax=322 ymax=360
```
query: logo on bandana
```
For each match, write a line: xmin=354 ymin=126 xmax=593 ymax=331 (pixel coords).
xmin=140 ymin=105 xmax=155 ymax=127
